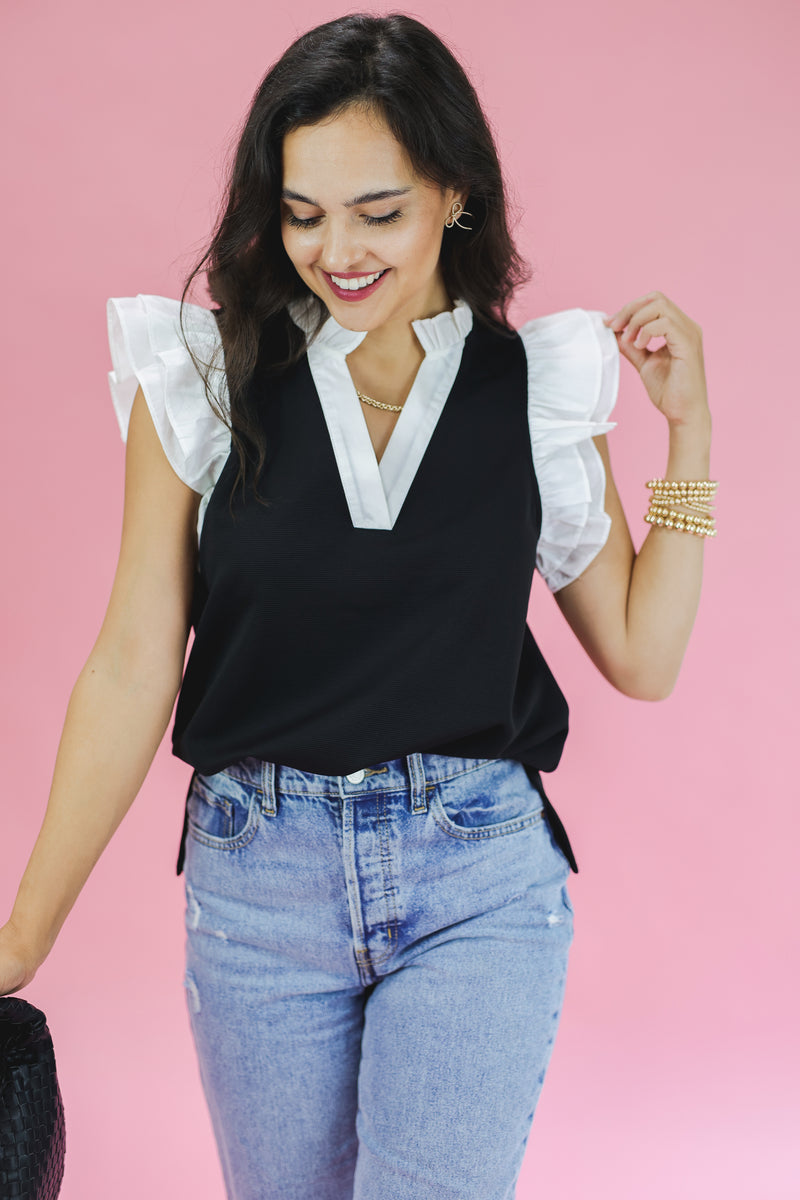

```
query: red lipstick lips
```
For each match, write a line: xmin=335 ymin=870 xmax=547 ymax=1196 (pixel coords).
xmin=322 ymin=268 xmax=389 ymax=302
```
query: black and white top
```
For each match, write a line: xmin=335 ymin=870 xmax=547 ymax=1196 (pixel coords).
xmin=106 ymin=294 xmax=620 ymax=872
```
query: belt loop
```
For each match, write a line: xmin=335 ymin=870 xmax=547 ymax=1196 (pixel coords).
xmin=261 ymin=760 xmax=277 ymax=817
xmin=407 ymin=752 xmax=427 ymax=814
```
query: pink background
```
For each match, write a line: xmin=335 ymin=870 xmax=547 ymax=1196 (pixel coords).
xmin=2 ymin=1 xmax=798 ymax=1196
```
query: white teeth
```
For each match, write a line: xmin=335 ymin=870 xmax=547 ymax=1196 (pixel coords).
xmin=329 ymin=270 xmax=386 ymax=290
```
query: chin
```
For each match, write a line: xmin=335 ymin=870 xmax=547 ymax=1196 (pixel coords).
xmin=330 ymin=308 xmax=385 ymax=331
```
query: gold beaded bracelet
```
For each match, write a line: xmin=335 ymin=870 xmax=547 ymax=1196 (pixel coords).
xmin=644 ymin=479 xmax=718 ymax=538
xmin=647 ymin=504 xmax=715 ymax=527
xmin=649 ymin=494 xmax=716 ymax=516
xmin=646 ymin=478 xmax=717 ymax=493
xmin=645 ymin=506 xmax=717 ymax=536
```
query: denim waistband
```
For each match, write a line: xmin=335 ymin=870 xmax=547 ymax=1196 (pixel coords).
xmin=178 ymin=753 xmax=577 ymax=876
xmin=208 ymin=753 xmax=504 ymax=807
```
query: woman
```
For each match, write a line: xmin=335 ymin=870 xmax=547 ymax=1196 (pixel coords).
xmin=0 ymin=13 xmax=713 ymax=1199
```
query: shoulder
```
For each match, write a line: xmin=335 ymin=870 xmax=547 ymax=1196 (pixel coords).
xmin=517 ymin=307 xmax=619 ymax=403
xmin=106 ymin=293 xmax=230 ymax=502
xmin=515 ymin=304 xmax=619 ymax=436
xmin=515 ymin=307 xmax=621 ymax=593
xmin=106 ymin=294 xmax=227 ymax=406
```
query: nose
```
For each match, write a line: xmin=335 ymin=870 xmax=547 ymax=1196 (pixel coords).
xmin=317 ymin=218 xmax=365 ymax=273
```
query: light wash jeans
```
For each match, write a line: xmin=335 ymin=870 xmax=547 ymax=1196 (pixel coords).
xmin=182 ymin=753 xmax=574 ymax=1200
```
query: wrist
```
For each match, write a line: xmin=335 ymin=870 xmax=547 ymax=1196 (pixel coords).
xmin=665 ymin=414 xmax=712 ymax=481
xmin=0 ymin=919 xmax=45 ymax=995
xmin=6 ymin=909 xmax=57 ymax=967
xmin=667 ymin=409 xmax=712 ymax=444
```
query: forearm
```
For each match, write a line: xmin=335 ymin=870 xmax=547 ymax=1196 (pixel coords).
xmin=8 ymin=648 xmax=182 ymax=961
xmin=625 ymin=415 xmax=713 ymax=698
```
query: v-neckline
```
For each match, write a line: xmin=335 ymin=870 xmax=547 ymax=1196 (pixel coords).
xmin=305 ymin=341 xmax=466 ymax=529
xmin=356 ymin=396 xmax=406 ymax=469
xmin=346 ymin=345 xmax=425 ymax=470
xmin=351 ymin=358 xmax=422 ymax=477
xmin=290 ymin=297 xmax=474 ymax=531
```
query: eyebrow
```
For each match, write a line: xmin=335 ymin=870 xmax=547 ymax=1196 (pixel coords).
xmin=281 ymin=187 xmax=413 ymax=208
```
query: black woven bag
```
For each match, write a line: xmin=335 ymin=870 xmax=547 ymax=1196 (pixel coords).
xmin=0 ymin=998 xmax=65 ymax=1199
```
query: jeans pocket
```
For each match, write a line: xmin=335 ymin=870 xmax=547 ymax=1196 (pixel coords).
xmin=428 ymin=758 xmax=545 ymax=840
xmin=187 ymin=769 xmax=261 ymax=850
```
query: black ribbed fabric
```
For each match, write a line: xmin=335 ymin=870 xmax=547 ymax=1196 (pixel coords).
xmin=172 ymin=318 xmax=578 ymax=871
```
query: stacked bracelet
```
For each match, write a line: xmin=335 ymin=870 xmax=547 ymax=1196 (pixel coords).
xmin=644 ymin=479 xmax=718 ymax=538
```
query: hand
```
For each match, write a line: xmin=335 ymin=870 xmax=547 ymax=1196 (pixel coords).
xmin=604 ymin=291 xmax=710 ymax=430
xmin=0 ymin=920 xmax=42 ymax=997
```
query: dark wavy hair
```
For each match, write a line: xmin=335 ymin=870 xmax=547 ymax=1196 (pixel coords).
xmin=180 ymin=12 xmax=530 ymax=497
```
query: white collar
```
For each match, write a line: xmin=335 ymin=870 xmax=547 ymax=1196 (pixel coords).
xmin=287 ymin=295 xmax=474 ymax=357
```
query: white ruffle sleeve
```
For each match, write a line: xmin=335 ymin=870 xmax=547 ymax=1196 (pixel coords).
xmin=106 ymin=294 xmax=230 ymax=534
xmin=520 ymin=308 xmax=620 ymax=593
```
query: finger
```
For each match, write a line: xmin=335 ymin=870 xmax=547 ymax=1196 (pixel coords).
xmin=631 ymin=317 xmax=670 ymax=349
xmin=624 ymin=298 xmax=674 ymax=332
xmin=621 ymin=301 xmax=664 ymax=342
xmin=616 ymin=334 xmax=650 ymax=373
xmin=625 ymin=299 xmax=688 ymax=347
xmin=604 ymin=291 xmax=674 ymax=330
xmin=603 ymin=294 xmax=659 ymax=328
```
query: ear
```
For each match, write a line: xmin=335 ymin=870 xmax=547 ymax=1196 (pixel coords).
xmin=444 ymin=187 xmax=469 ymax=210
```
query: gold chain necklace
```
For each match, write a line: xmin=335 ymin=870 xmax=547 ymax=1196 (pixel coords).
xmin=355 ymin=388 xmax=404 ymax=413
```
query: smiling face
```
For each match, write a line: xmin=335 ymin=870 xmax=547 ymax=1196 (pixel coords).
xmin=280 ymin=104 xmax=463 ymax=333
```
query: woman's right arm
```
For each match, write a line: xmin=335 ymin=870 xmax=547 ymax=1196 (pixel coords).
xmin=0 ymin=385 xmax=201 ymax=995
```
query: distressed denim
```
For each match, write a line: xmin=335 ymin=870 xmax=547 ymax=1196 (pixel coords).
xmin=182 ymin=753 xmax=574 ymax=1200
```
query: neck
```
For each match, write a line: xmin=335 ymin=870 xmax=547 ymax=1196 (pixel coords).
xmin=354 ymin=274 xmax=454 ymax=368
xmin=346 ymin=322 xmax=425 ymax=392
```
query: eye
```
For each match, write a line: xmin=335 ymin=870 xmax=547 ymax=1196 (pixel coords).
xmin=283 ymin=209 xmax=403 ymax=230
xmin=362 ymin=210 xmax=402 ymax=227
xmin=284 ymin=212 xmax=322 ymax=229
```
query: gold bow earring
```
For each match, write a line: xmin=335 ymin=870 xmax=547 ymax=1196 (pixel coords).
xmin=444 ymin=201 xmax=473 ymax=230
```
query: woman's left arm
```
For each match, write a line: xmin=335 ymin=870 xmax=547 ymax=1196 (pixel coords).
xmin=553 ymin=291 xmax=713 ymax=701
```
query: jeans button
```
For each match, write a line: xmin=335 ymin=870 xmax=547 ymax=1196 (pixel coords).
xmin=345 ymin=769 xmax=366 ymax=784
